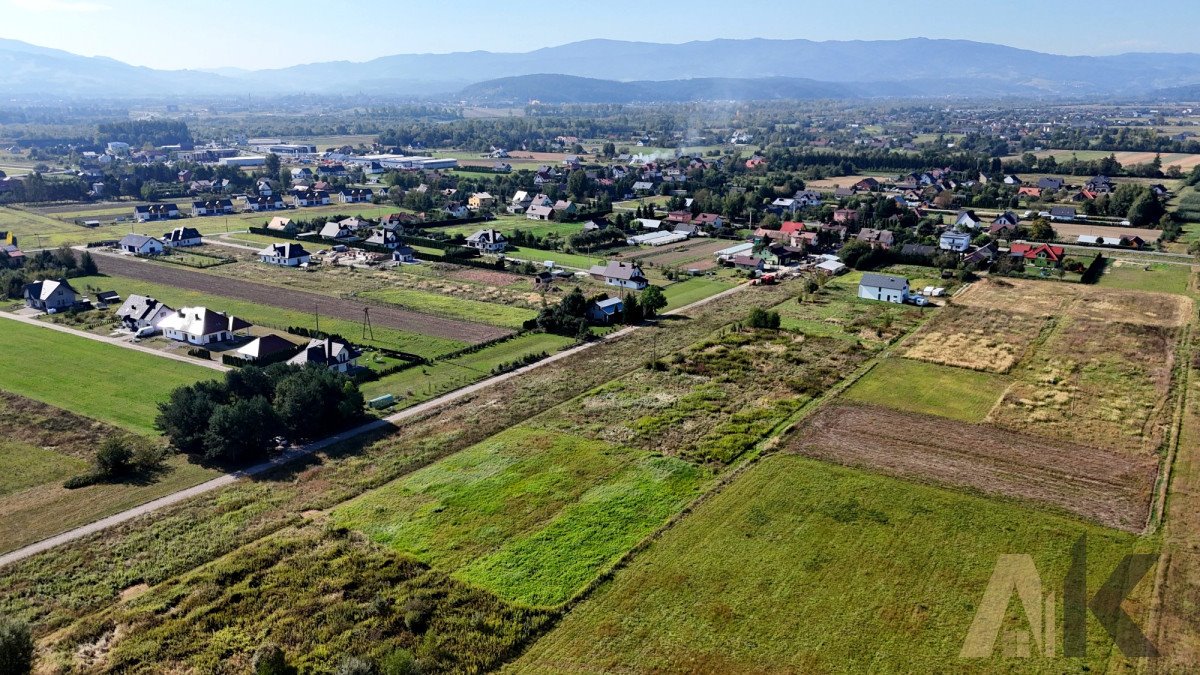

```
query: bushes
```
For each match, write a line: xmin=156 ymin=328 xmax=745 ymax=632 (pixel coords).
xmin=63 ymin=435 xmax=166 ymax=490
xmin=186 ymin=347 xmax=211 ymax=360
xmin=748 ymin=307 xmax=782 ymax=329
xmin=155 ymin=364 xmax=364 ymax=464
xmin=0 ymin=615 xmax=33 ymax=675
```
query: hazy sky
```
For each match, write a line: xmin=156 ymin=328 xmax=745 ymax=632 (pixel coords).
xmin=2 ymin=0 xmax=1195 ymax=71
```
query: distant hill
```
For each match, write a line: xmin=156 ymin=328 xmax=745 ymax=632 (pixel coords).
xmin=457 ymin=74 xmax=859 ymax=103
xmin=8 ymin=37 xmax=1200 ymax=99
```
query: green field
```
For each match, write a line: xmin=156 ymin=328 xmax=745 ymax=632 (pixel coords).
xmin=358 ymin=287 xmax=537 ymax=329
xmin=507 ymin=246 xmax=608 ymax=270
xmin=0 ymin=442 xmax=86 ymax=498
xmin=332 ymin=426 xmax=710 ymax=607
xmin=842 ymin=357 xmax=1010 ymax=423
xmin=1098 ymin=261 xmax=1194 ymax=295
xmin=0 ymin=320 xmax=213 ymax=435
xmin=360 ymin=332 xmax=575 ymax=403
xmin=661 ymin=277 xmax=735 ymax=311
xmin=70 ymin=274 xmax=467 ymax=358
xmin=515 ymin=455 xmax=1153 ymax=673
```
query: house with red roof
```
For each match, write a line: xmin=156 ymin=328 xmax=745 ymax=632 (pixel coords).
xmin=780 ymin=221 xmax=806 ymax=234
xmin=1009 ymin=241 xmax=1065 ymax=266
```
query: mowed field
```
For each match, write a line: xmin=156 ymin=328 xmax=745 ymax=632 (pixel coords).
xmin=91 ymin=253 xmax=509 ymax=346
xmin=514 ymin=455 xmax=1152 ymax=673
xmin=1023 ymin=149 xmax=1200 ymax=170
xmin=0 ymin=319 xmax=213 ymax=435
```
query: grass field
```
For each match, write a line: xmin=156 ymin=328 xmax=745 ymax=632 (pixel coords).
xmin=0 ymin=442 xmax=86 ymax=498
xmin=1098 ymin=260 xmax=1194 ymax=295
xmin=0 ymin=320 xmax=213 ymax=435
xmin=842 ymin=357 xmax=1011 ymax=422
xmin=359 ymin=332 xmax=576 ymax=403
xmin=70 ymin=274 xmax=468 ymax=358
xmin=514 ymin=455 xmax=1154 ymax=673
xmin=506 ymin=246 xmax=608 ymax=270
xmin=332 ymin=426 xmax=711 ymax=607
xmin=660 ymin=277 xmax=736 ymax=310
xmin=358 ymin=287 xmax=537 ymax=329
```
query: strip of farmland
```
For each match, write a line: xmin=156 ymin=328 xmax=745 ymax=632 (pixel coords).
xmin=787 ymin=403 xmax=1159 ymax=532
xmin=92 ymin=253 xmax=510 ymax=344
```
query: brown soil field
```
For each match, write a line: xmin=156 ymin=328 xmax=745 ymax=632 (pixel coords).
xmin=787 ymin=404 xmax=1159 ymax=532
xmin=443 ymin=267 xmax=526 ymax=287
xmin=803 ymin=174 xmax=894 ymax=190
xmin=903 ymin=306 xmax=1053 ymax=373
xmin=93 ymin=254 xmax=510 ymax=343
xmin=955 ymin=277 xmax=1192 ymax=327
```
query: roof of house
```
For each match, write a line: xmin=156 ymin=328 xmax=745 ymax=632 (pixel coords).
xmin=730 ymin=254 xmax=764 ymax=267
xmin=116 ymin=294 xmax=170 ymax=322
xmin=780 ymin=221 xmax=806 ymax=234
xmin=592 ymin=297 xmax=624 ymax=314
xmin=1049 ymin=206 xmax=1077 ymax=217
xmin=258 ymin=242 xmax=310 ymax=259
xmin=287 ymin=337 xmax=361 ymax=367
xmin=158 ymin=307 xmax=250 ymax=336
xmin=267 ymin=216 xmax=293 ymax=230
xmin=1009 ymin=241 xmax=1065 ymax=261
xmin=467 ymin=229 xmax=505 ymax=244
xmin=589 ymin=261 xmax=647 ymax=282
xmin=236 ymin=334 xmax=296 ymax=359
xmin=900 ymin=243 xmax=937 ymax=257
xmin=526 ymin=204 xmax=553 ymax=217
xmin=163 ymin=227 xmax=202 ymax=242
xmin=859 ymin=272 xmax=909 ymax=291
xmin=24 ymin=278 xmax=76 ymax=301
xmin=119 ymin=234 xmax=161 ymax=249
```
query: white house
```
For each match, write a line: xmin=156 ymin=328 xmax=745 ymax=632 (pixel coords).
xmin=526 ymin=204 xmax=553 ymax=221
xmin=465 ymin=229 xmax=507 ymax=253
xmin=287 ymin=337 xmax=361 ymax=373
xmin=954 ymin=210 xmax=982 ymax=230
xmin=115 ymin=294 xmax=174 ymax=332
xmin=22 ymin=278 xmax=78 ymax=312
xmin=162 ymin=227 xmax=203 ymax=247
xmin=772 ymin=197 xmax=799 ymax=213
xmin=392 ymin=245 xmax=417 ymax=264
xmin=939 ymin=231 xmax=972 ymax=252
xmin=588 ymin=261 xmax=648 ymax=290
xmin=158 ymin=307 xmax=251 ymax=345
xmin=858 ymin=273 xmax=909 ymax=304
xmin=258 ymin=242 xmax=312 ymax=267
xmin=118 ymin=234 xmax=166 ymax=255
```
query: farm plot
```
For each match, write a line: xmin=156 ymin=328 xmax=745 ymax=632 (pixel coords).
xmin=622 ymin=238 xmax=731 ymax=269
xmin=955 ymin=276 xmax=1192 ymax=327
xmin=91 ymin=253 xmax=508 ymax=345
xmin=536 ymin=329 xmax=870 ymax=465
xmin=0 ymin=394 xmax=220 ymax=555
xmin=772 ymin=289 xmax=924 ymax=346
xmin=514 ymin=455 xmax=1152 ymax=673
xmin=789 ymin=404 xmax=1157 ymax=531
xmin=1099 ymin=260 xmax=1194 ymax=296
xmin=332 ymin=426 xmax=710 ymax=607
xmin=989 ymin=316 xmax=1181 ymax=455
xmin=660 ymin=277 xmax=735 ymax=310
xmin=0 ymin=319 xmax=213 ymax=435
xmin=842 ymin=358 xmax=1010 ymax=423
xmin=902 ymin=305 xmax=1054 ymax=373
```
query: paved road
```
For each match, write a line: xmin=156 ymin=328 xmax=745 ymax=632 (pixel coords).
xmin=0 ymin=281 xmax=741 ymax=567
xmin=0 ymin=311 xmax=229 ymax=372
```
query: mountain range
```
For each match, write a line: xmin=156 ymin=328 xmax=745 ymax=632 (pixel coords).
xmin=5 ymin=36 xmax=1200 ymax=101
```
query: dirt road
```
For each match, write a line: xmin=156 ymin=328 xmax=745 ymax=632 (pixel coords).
xmin=91 ymin=251 xmax=510 ymax=344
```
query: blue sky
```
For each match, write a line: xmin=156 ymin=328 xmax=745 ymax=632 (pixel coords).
xmin=2 ymin=0 xmax=1196 ymax=70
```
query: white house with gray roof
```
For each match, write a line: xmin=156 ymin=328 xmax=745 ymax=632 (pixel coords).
xmin=858 ymin=273 xmax=909 ymax=304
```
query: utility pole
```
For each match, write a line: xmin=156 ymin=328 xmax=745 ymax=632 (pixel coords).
xmin=362 ymin=306 xmax=373 ymax=341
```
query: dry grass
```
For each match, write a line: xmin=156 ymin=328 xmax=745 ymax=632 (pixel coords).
xmin=902 ymin=306 xmax=1052 ymax=373
xmin=955 ymin=277 xmax=1192 ymax=328
xmin=988 ymin=317 xmax=1179 ymax=455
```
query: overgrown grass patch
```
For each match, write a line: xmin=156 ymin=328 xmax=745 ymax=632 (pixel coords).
xmin=842 ymin=357 xmax=1010 ymax=423
xmin=359 ymin=286 xmax=537 ymax=329
xmin=514 ymin=455 xmax=1155 ymax=673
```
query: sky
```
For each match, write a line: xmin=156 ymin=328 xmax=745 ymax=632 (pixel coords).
xmin=2 ymin=0 xmax=1197 ymax=71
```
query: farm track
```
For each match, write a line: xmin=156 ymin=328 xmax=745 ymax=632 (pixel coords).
xmin=787 ymin=403 xmax=1160 ymax=532
xmin=91 ymin=251 xmax=511 ymax=344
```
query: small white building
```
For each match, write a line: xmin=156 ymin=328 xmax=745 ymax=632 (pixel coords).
xmin=858 ymin=272 xmax=909 ymax=304
xmin=939 ymin=231 xmax=972 ymax=252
